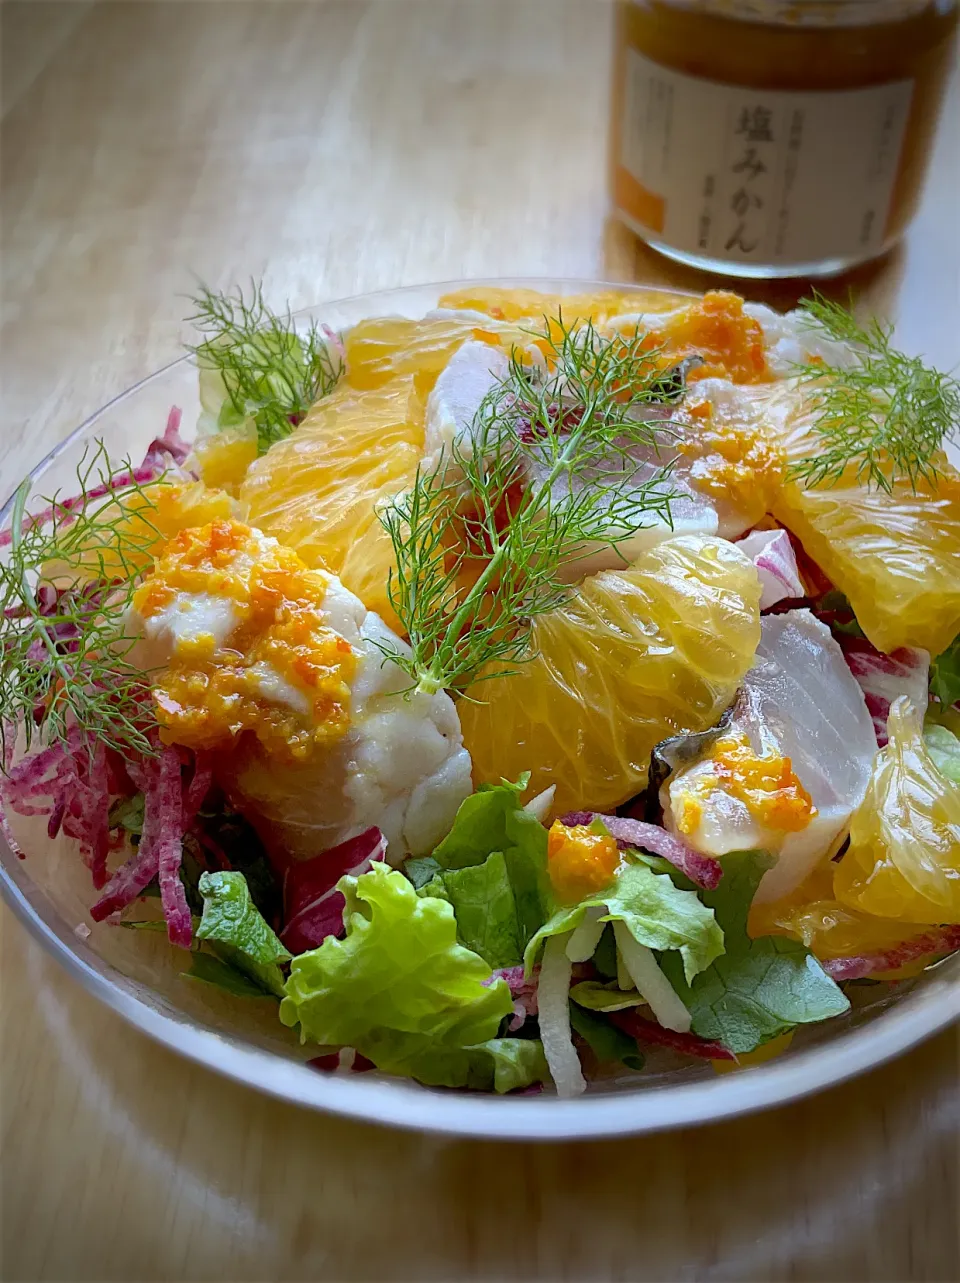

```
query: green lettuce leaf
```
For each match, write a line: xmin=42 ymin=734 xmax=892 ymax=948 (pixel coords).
xmin=195 ymin=871 xmax=291 ymax=998
xmin=360 ymin=1029 xmax=550 ymax=1093
xmin=569 ymin=980 xmax=643 ymax=1012
xmin=924 ymin=713 xmax=960 ymax=784
xmin=404 ymin=856 xmax=442 ymax=890
xmin=432 ymin=776 xmax=549 ymax=946
xmin=930 ymin=635 xmax=960 ymax=707
xmin=185 ymin=951 xmax=276 ymax=999
xmin=524 ymin=858 xmax=723 ymax=984
xmin=660 ymin=850 xmax=850 ymax=1053
xmin=421 ymin=852 xmax=523 ymax=969
xmin=108 ymin=792 xmax=145 ymax=837
xmin=279 ymin=865 xmax=514 ymax=1082
xmin=569 ymin=1004 xmax=644 ymax=1072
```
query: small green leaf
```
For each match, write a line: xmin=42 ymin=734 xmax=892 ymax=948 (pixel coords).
xmin=569 ymin=980 xmax=642 ymax=1013
xmin=196 ymin=871 xmax=290 ymax=998
xmin=109 ymin=793 xmax=144 ymax=836
xmin=185 ymin=951 xmax=274 ymax=999
xmin=432 ymin=778 xmax=551 ymax=947
xmin=569 ymin=1004 xmax=644 ymax=1071
xmin=930 ymin=636 xmax=960 ymax=708
xmin=924 ymin=716 xmax=960 ymax=784
xmin=660 ymin=850 xmax=850 ymax=1053
xmin=524 ymin=857 xmax=724 ymax=985
xmin=422 ymin=852 xmax=524 ymax=969
xmin=404 ymin=856 xmax=442 ymax=890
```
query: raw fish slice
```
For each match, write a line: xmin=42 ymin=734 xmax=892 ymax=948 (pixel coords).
xmin=422 ymin=340 xmax=508 ymax=471
xmin=664 ymin=610 xmax=877 ymax=903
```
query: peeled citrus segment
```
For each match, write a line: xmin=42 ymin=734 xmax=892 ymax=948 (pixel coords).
xmin=343 ymin=314 xmax=524 ymax=394
xmin=459 ymin=535 xmax=762 ymax=817
xmin=773 ymin=462 xmax=960 ymax=657
xmin=239 ymin=376 xmax=424 ymax=632
xmin=833 ymin=696 xmax=960 ymax=924
xmin=191 ymin=427 xmax=259 ymax=496
xmin=749 ymin=859 xmax=932 ymax=962
xmin=436 ymin=285 xmax=689 ymax=325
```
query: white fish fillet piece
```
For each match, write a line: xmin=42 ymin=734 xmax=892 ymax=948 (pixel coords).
xmin=131 ymin=546 xmax=472 ymax=862
xmin=230 ymin=581 xmax=473 ymax=861
xmin=664 ymin=609 xmax=877 ymax=903
xmin=422 ymin=339 xmax=508 ymax=471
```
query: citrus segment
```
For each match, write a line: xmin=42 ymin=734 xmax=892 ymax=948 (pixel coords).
xmin=833 ymin=697 xmax=960 ymax=925
xmin=459 ymin=535 xmax=762 ymax=817
xmin=748 ymin=859 xmax=933 ymax=962
xmin=436 ymin=285 xmax=689 ymax=325
xmin=343 ymin=314 xmax=523 ymax=395
xmin=772 ymin=449 xmax=960 ymax=657
xmin=239 ymin=376 xmax=424 ymax=631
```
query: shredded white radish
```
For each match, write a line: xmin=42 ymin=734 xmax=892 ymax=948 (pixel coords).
xmin=613 ymin=922 xmax=691 ymax=1033
xmin=616 ymin=942 xmax=633 ymax=991
xmin=537 ymin=935 xmax=586 ymax=1098
xmin=565 ymin=905 xmax=606 ymax=962
xmin=523 ymin=785 xmax=556 ymax=822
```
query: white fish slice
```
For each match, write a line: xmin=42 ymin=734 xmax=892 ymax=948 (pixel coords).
xmin=664 ymin=609 xmax=878 ymax=904
xmin=422 ymin=340 xmax=508 ymax=471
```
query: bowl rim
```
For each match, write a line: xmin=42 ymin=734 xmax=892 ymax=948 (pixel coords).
xmin=2 ymin=275 xmax=958 ymax=1141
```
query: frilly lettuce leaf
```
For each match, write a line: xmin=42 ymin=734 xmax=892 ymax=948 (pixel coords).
xmin=524 ymin=858 xmax=724 ymax=985
xmin=660 ymin=851 xmax=850 ymax=1053
xmin=279 ymin=865 xmax=518 ymax=1086
xmin=421 ymin=851 xmax=523 ymax=969
xmin=195 ymin=871 xmax=290 ymax=998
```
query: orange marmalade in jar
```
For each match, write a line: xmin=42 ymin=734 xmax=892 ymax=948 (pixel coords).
xmin=610 ymin=0 xmax=958 ymax=277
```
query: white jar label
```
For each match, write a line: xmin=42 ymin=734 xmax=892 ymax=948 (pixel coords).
xmin=617 ymin=49 xmax=913 ymax=266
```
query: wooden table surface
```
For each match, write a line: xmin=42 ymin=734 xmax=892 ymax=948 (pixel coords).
xmin=1 ymin=4 xmax=958 ymax=1280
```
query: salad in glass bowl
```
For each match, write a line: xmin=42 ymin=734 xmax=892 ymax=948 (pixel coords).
xmin=1 ymin=280 xmax=958 ymax=1114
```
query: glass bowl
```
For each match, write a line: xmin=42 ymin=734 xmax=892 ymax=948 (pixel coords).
xmin=1 ymin=278 xmax=957 ymax=1141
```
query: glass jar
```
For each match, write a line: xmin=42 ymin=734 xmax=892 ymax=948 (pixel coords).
xmin=609 ymin=0 xmax=958 ymax=277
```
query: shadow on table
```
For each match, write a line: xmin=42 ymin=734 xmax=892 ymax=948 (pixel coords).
xmin=10 ymin=928 xmax=958 ymax=1283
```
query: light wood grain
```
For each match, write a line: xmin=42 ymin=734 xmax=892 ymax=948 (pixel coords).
xmin=1 ymin=3 xmax=958 ymax=1281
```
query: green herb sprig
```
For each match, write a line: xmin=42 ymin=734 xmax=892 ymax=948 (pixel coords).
xmin=790 ymin=293 xmax=960 ymax=494
xmin=0 ymin=443 xmax=163 ymax=762
xmin=377 ymin=316 xmax=679 ymax=695
xmin=187 ymin=282 xmax=343 ymax=454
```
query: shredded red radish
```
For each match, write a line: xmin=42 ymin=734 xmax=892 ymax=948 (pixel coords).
xmin=560 ymin=812 xmax=722 ymax=890
xmin=90 ymin=744 xmax=192 ymax=946
xmin=308 ymin=1050 xmax=375 ymax=1073
xmin=486 ymin=965 xmax=539 ymax=1029
xmin=0 ymin=405 xmax=191 ymax=550
xmin=2 ymin=733 xmax=115 ymax=888
xmin=609 ymin=1009 xmax=736 ymax=1061
xmin=821 ymin=926 xmax=960 ymax=981
xmin=140 ymin=407 xmax=190 ymax=470
xmin=736 ymin=529 xmax=804 ymax=610
xmin=835 ymin=635 xmax=930 ymax=746
xmin=280 ymin=828 xmax=387 ymax=954
xmin=182 ymin=752 xmax=214 ymax=828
